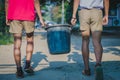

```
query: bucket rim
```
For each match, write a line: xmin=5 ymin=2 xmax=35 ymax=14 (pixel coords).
xmin=45 ymin=24 xmax=72 ymax=30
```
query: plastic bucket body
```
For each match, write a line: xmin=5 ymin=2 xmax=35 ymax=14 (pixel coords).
xmin=46 ymin=24 xmax=71 ymax=54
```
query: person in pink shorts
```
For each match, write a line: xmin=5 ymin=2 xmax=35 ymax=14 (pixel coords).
xmin=5 ymin=0 xmax=45 ymax=78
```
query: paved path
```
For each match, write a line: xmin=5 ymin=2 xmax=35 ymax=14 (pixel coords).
xmin=0 ymin=29 xmax=120 ymax=80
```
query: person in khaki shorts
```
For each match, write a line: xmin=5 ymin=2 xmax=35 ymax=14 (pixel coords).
xmin=5 ymin=0 xmax=45 ymax=78
xmin=71 ymin=0 xmax=109 ymax=78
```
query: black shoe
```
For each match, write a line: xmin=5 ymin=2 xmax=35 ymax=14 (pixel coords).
xmin=82 ymin=68 xmax=91 ymax=76
xmin=16 ymin=67 xmax=24 ymax=78
xmin=95 ymin=63 xmax=104 ymax=80
xmin=24 ymin=66 xmax=34 ymax=75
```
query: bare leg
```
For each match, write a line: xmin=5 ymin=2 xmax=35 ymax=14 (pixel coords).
xmin=81 ymin=30 xmax=90 ymax=70
xmin=92 ymin=31 xmax=103 ymax=80
xmin=13 ymin=33 xmax=22 ymax=67
xmin=25 ymin=32 xmax=34 ymax=67
xmin=91 ymin=31 xmax=103 ymax=64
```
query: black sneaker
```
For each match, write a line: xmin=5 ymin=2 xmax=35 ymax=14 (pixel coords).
xmin=16 ymin=67 xmax=24 ymax=78
xmin=95 ymin=63 xmax=104 ymax=80
xmin=24 ymin=66 xmax=34 ymax=75
xmin=82 ymin=68 xmax=91 ymax=76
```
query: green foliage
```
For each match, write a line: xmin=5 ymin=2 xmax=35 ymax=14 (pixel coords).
xmin=65 ymin=0 xmax=73 ymax=24
xmin=52 ymin=6 xmax=62 ymax=23
xmin=0 ymin=34 xmax=13 ymax=45
xmin=0 ymin=0 xmax=9 ymax=34
xmin=39 ymin=0 xmax=46 ymax=4
xmin=40 ymin=0 xmax=61 ymax=5
xmin=65 ymin=0 xmax=79 ymax=24
xmin=40 ymin=0 xmax=70 ymax=6
xmin=0 ymin=0 xmax=13 ymax=45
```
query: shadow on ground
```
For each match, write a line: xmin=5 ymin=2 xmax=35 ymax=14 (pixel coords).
xmin=0 ymin=52 xmax=120 ymax=80
xmin=22 ymin=51 xmax=49 ymax=69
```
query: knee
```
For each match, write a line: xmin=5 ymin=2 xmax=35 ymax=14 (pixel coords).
xmin=26 ymin=32 xmax=34 ymax=38
xmin=14 ymin=46 xmax=21 ymax=50
xmin=27 ymin=41 xmax=33 ymax=45
xmin=82 ymin=36 xmax=89 ymax=42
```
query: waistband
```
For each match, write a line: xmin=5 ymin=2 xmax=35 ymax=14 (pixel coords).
xmin=80 ymin=7 xmax=102 ymax=10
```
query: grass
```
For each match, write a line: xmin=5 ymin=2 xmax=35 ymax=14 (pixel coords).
xmin=0 ymin=33 xmax=13 ymax=45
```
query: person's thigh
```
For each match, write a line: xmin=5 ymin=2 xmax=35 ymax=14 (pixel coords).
xmin=81 ymin=30 xmax=90 ymax=38
xmin=78 ymin=9 xmax=90 ymax=31
xmin=9 ymin=20 xmax=23 ymax=33
xmin=90 ymin=9 xmax=103 ymax=32
xmin=22 ymin=21 xmax=35 ymax=34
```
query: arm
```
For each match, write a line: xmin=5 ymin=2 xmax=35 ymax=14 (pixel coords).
xmin=103 ymin=0 xmax=109 ymax=25
xmin=71 ymin=0 xmax=80 ymax=25
xmin=72 ymin=0 xmax=80 ymax=18
xmin=34 ymin=0 xmax=45 ymax=26
xmin=5 ymin=0 xmax=10 ymax=25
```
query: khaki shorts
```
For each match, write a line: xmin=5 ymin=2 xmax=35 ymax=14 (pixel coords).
xmin=9 ymin=20 xmax=35 ymax=33
xmin=78 ymin=9 xmax=103 ymax=31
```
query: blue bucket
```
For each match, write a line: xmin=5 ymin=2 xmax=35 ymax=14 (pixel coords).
xmin=46 ymin=24 xmax=71 ymax=54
